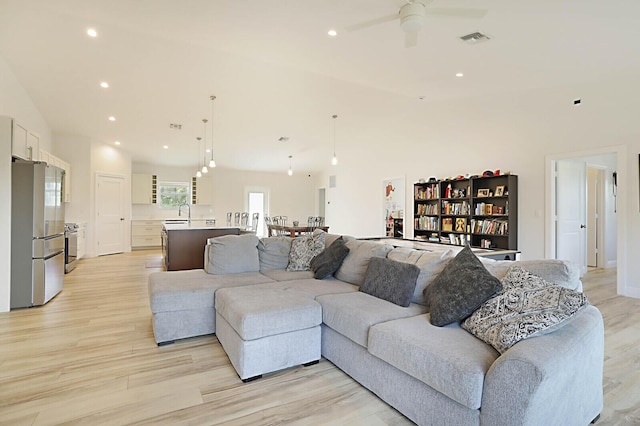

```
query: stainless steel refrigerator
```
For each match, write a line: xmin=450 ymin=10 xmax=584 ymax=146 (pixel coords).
xmin=11 ymin=160 xmax=65 ymax=308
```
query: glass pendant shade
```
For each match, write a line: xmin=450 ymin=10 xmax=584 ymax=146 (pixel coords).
xmin=331 ymin=155 xmax=338 ymax=166
xmin=201 ymin=165 xmax=208 ymax=173
xmin=209 ymin=159 xmax=216 ymax=168
xmin=196 ymin=170 xmax=202 ymax=178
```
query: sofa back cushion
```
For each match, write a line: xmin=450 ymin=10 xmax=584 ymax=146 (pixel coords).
xmin=258 ymin=237 xmax=292 ymax=270
xmin=206 ymin=234 xmax=260 ymax=275
xmin=387 ymin=247 xmax=456 ymax=306
xmin=334 ymin=240 xmax=393 ymax=285
xmin=480 ymin=258 xmax=582 ymax=291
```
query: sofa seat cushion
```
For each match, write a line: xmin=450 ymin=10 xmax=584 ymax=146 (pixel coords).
xmin=317 ymin=292 xmax=428 ymax=348
xmin=260 ymin=269 xmax=314 ymax=282
xmin=256 ymin=278 xmax=359 ymax=299
xmin=368 ymin=314 xmax=499 ymax=410
xmin=215 ymin=286 xmax=322 ymax=341
xmin=148 ymin=270 xmax=274 ymax=313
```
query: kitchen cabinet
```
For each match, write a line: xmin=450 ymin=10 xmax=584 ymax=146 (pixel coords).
xmin=2 ymin=116 xmax=39 ymax=161
xmin=162 ymin=223 xmax=240 ymax=270
xmin=131 ymin=220 xmax=163 ymax=248
xmin=132 ymin=174 xmax=157 ymax=204
xmin=192 ymin=175 xmax=213 ymax=205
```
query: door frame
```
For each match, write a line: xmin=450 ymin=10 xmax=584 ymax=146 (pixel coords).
xmin=545 ymin=145 xmax=627 ymax=296
xmin=244 ymin=186 xmax=270 ymax=237
xmin=94 ymin=172 xmax=127 ymax=256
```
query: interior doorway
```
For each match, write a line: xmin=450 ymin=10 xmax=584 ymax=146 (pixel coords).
xmin=546 ymin=147 xmax=624 ymax=295
xmin=318 ymin=188 xmax=326 ymax=218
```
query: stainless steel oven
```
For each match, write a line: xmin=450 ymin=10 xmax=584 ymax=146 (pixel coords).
xmin=64 ymin=223 xmax=78 ymax=273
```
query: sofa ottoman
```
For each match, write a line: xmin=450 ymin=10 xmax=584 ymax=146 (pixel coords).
xmin=215 ymin=286 xmax=322 ymax=381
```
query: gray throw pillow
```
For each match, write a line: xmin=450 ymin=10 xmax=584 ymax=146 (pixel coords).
xmin=310 ymin=236 xmax=350 ymax=279
xmin=462 ymin=265 xmax=589 ymax=353
xmin=359 ymin=257 xmax=420 ymax=307
xmin=424 ymin=245 xmax=502 ymax=326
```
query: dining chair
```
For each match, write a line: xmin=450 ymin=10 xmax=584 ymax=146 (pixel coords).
xmin=226 ymin=212 xmax=233 ymax=227
xmin=241 ymin=212 xmax=249 ymax=229
xmin=251 ymin=212 xmax=259 ymax=232
xmin=234 ymin=212 xmax=241 ymax=226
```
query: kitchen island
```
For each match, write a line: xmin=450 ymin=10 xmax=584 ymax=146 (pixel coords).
xmin=162 ymin=221 xmax=241 ymax=271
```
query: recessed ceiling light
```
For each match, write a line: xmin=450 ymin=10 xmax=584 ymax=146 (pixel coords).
xmin=456 ymin=72 xmax=464 ymax=77
xmin=114 ymin=141 xmax=121 ymax=145
xmin=328 ymin=29 xmax=337 ymax=37
xmin=163 ymin=145 xmax=169 ymax=149
xmin=108 ymin=116 xmax=116 ymax=121
xmin=100 ymin=81 xmax=109 ymax=88
xmin=87 ymin=28 xmax=97 ymax=38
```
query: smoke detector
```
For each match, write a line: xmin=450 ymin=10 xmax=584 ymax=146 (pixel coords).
xmin=460 ymin=32 xmax=491 ymax=44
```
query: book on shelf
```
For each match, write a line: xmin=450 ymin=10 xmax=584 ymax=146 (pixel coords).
xmin=471 ymin=218 xmax=508 ymax=235
xmin=442 ymin=217 xmax=453 ymax=231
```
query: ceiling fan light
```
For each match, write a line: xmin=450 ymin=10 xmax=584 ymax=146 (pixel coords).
xmin=209 ymin=159 xmax=216 ymax=168
xmin=401 ymin=15 xmax=423 ymax=32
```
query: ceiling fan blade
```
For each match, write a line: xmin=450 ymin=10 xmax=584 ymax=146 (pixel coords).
xmin=405 ymin=31 xmax=418 ymax=48
xmin=345 ymin=13 xmax=398 ymax=32
xmin=425 ymin=8 xmax=488 ymax=18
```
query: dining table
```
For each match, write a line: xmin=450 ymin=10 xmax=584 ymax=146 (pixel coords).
xmin=267 ymin=224 xmax=329 ymax=238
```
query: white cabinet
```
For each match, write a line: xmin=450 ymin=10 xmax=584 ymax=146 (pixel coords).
xmin=193 ymin=176 xmax=213 ymax=205
xmin=77 ymin=223 xmax=87 ymax=259
xmin=132 ymin=174 xmax=157 ymax=204
xmin=1 ymin=116 xmax=39 ymax=161
xmin=131 ymin=220 xmax=162 ymax=248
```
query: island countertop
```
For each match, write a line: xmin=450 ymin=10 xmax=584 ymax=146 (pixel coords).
xmin=162 ymin=220 xmax=239 ymax=231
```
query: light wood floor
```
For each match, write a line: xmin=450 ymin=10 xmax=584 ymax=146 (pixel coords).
xmin=0 ymin=251 xmax=637 ymax=425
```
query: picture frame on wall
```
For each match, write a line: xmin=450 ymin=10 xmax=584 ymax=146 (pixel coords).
xmin=477 ymin=189 xmax=490 ymax=197
xmin=495 ymin=185 xmax=505 ymax=197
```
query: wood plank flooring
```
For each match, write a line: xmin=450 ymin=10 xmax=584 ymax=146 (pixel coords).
xmin=0 ymin=250 xmax=637 ymax=425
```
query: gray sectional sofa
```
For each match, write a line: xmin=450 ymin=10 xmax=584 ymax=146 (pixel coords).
xmin=148 ymin=232 xmax=604 ymax=426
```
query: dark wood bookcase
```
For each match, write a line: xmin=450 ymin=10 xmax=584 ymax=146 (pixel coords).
xmin=414 ymin=174 xmax=518 ymax=250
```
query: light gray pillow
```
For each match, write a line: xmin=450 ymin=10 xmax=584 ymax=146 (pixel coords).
xmin=258 ymin=237 xmax=292 ymax=270
xmin=424 ymin=245 xmax=502 ymax=326
xmin=207 ymin=234 xmax=259 ymax=275
xmin=462 ymin=265 xmax=589 ymax=353
xmin=359 ymin=257 xmax=420 ymax=307
xmin=334 ymin=240 xmax=394 ymax=285
xmin=387 ymin=248 xmax=456 ymax=305
xmin=286 ymin=229 xmax=326 ymax=271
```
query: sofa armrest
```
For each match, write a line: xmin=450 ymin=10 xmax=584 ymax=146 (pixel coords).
xmin=481 ymin=305 xmax=604 ymax=426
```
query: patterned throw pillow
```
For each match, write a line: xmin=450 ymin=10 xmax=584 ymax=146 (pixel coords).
xmin=286 ymin=229 xmax=326 ymax=271
xmin=462 ymin=265 xmax=589 ymax=354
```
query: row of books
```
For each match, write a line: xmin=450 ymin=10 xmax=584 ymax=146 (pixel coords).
xmin=442 ymin=200 xmax=469 ymax=215
xmin=416 ymin=203 xmax=438 ymax=215
xmin=440 ymin=234 xmax=471 ymax=246
xmin=474 ymin=202 xmax=508 ymax=216
xmin=415 ymin=184 xmax=440 ymax=200
xmin=415 ymin=216 xmax=439 ymax=231
xmin=471 ymin=219 xmax=509 ymax=236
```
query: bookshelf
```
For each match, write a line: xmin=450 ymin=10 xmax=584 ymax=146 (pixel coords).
xmin=413 ymin=174 xmax=518 ymax=250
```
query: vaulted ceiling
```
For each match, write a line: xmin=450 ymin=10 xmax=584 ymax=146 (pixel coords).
xmin=1 ymin=0 xmax=639 ymax=172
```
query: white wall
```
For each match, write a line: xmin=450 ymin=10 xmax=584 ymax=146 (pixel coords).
xmin=319 ymin=69 xmax=640 ymax=297
xmin=132 ymin=163 xmax=316 ymax=225
xmin=0 ymin=56 xmax=54 ymax=312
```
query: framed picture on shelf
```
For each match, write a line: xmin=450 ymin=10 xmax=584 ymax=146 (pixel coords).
xmin=495 ymin=185 xmax=505 ymax=196
xmin=455 ymin=217 xmax=467 ymax=232
xmin=477 ymin=189 xmax=490 ymax=197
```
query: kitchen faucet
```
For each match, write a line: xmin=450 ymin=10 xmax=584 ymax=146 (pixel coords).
xmin=178 ymin=202 xmax=191 ymax=222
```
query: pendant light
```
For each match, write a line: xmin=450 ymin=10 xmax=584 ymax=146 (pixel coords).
xmin=208 ymin=95 xmax=217 ymax=168
xmin=287 ymin=155 xmax=293 ymax=176
xmin=201 ymin=119 xmax=208 ymax=174
xmin=196 ymin=137 xmax=202 ymax=178
xmin=331 ymin=114 xmax=338 ymax=166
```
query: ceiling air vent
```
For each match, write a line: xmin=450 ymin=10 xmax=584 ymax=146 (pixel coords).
xmin=460 ymin=32 xmax=491 ymax=44
xmin=169 ymin=123 xmax=182 ymax=130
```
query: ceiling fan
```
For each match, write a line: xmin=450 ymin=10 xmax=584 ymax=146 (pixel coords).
xmin=345 ymin=0 xmax=487 ymax=48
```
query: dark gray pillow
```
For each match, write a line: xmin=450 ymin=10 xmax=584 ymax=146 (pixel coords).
xmin=310 ymin=236 xmax=350 ymax=279
xmin=359 ymin=257 xmax=420 ymax=307
xmin=424 ymin=245 xmax=502 ymax=326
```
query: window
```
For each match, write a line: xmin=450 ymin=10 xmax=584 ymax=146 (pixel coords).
xmin=158 ymin=181 xmax=190 ymax=208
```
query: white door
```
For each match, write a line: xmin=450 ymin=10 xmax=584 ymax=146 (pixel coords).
xmin=556 ymin=160 xmax=587 ymax=273
xmin=96 ymin=174 xmax=125 ymax=255
xmin=247 ymin=188 xmax=269 ymax=237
